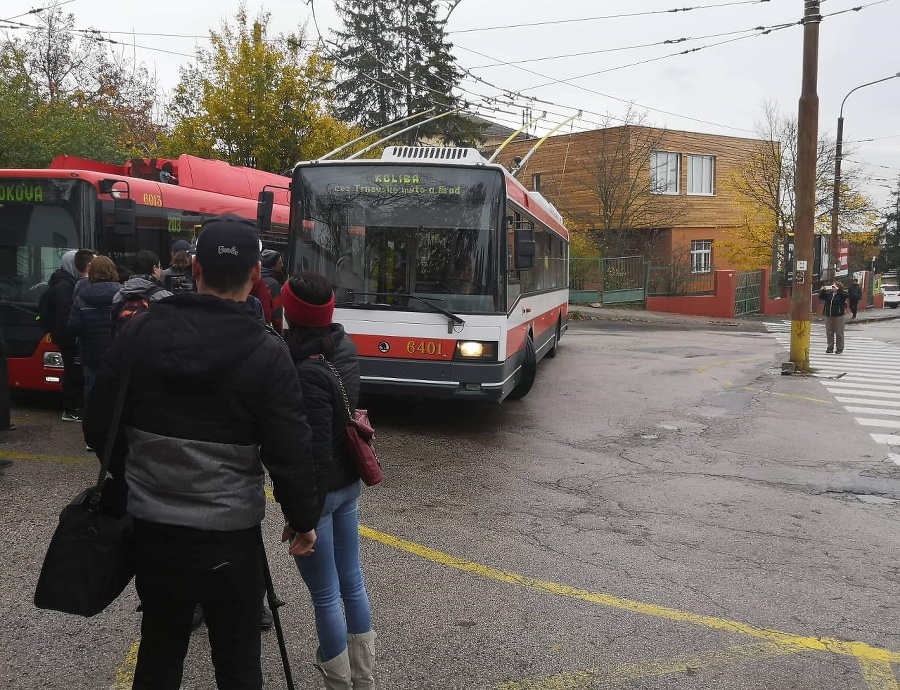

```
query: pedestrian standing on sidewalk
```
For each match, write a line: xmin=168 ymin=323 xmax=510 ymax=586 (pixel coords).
xmin=282 ymin=272 xmax=376 ymax=690
xmin=819 ymin=281 xmax=849 ymax=354
xmin=848 ymin=279 xmax=862 ymax=319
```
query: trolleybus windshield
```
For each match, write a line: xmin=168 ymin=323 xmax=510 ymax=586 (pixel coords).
xmin=0 ymin=178 xmax=93 ymax=305
xmin=292 ymin=164 xmax=505 ymax=314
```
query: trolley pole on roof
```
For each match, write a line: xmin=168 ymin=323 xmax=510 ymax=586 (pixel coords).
xmin=789 ymin=0 xmax=821 ymax=373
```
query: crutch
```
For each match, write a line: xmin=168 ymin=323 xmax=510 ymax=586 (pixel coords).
xmin=259 ymin=532 xmax=296 ymax=690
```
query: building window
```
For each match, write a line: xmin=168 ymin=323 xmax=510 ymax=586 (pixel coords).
xmin=691 ymin=240 xmax=712 ymax=274
xmin=687 ymin=155 xmax=715 ymax=195
xmin=651 ymin=151 xmax=680 ymax=195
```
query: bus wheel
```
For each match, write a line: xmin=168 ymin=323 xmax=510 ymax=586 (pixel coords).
xmin=508 ymin=335 xmax=536 ymax=400
xmin=546 ymin=317 xmax=562 ymax=359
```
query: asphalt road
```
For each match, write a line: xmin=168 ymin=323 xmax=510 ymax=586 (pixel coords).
xmin=1 ymin=316 xmax=898 ymax=690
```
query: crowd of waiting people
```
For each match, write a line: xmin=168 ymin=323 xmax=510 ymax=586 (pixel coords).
xmin=36 ymin=216 xmax=376 ymax=690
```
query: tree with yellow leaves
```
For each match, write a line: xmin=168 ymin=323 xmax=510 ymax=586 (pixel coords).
xmin=720 ymin=102 xmax=877 ymax=271
xmin=162 ymin=8 xmax=357 ymax=173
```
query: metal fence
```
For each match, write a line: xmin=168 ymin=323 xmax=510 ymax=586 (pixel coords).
xmin=647 ymin=265 xmax=716 ymax=296
xmin=734 ymin=270 xmax=763 ymax=317
xmin=768 ymin=270 xmax=785 ymax=300
xmin=569 ymin=258 xmax=603 ymax=302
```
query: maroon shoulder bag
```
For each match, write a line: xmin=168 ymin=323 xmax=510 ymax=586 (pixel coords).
xmin=320 ymin=358 xmax=383 ymax=487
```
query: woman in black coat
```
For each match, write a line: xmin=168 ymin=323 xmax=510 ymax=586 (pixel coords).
xmin=68 ymin=256 xmax=120 ymax=400
xmin=281 ymin=272 xmax=376 ymax=689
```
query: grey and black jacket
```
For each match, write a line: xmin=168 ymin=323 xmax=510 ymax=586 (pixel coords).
xmin=84 ymin=292 xmax=320 ymax=533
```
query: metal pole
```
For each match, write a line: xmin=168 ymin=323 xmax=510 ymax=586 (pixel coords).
xmin=829 ymin=73 xmax=900 ymax=281
xmin=790 ymin=0 xmax=821 ymax=372
xmin=829 ymin=115 xmax=843 ymax=282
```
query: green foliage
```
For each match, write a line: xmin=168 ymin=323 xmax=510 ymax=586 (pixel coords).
xmin=162 ymin=8 xmax=356 ymax=172
xmin=723 ymin=102 xmax=877 ymax=270
xmin=875 ymin=181 xmax=900 ymax=273
xmin=332 ymin=0 xmax=481 ymax=148
xmin=0 ymin=2 xmax=161 ymax=166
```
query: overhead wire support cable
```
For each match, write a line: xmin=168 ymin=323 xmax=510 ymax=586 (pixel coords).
xmin=450 ymin=0 xmax=774 ymax=34
xmin=346 ymin=108 xmax=465 ymax=160
xmin=318 ymin=108 xmax=437 ymax=160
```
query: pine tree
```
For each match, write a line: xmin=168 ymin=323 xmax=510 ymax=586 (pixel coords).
xmin=332 ymin=0 xmax=482 ymax=147
xmin=332 ymin=0 xmax=401 ymax=131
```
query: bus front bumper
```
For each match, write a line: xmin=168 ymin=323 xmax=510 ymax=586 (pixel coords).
xmin=359 ymin=358 xmax=520 ymax=402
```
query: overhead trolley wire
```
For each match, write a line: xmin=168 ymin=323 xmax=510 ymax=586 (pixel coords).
xmin=449 ymin=0 xmax=776 ymax=35
xmin=463 ymin=26 xmax=770 ymax=70
xmin=0 ymin=0 xmax=75 ymax=24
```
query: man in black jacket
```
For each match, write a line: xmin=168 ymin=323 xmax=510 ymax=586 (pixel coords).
xmin=819 ymin=281 xmax=849 ymax=354
xmin=40 ymin=248 xmax=95 ymax=420
xmin=84 ymin=216 xmax=320 ymax=690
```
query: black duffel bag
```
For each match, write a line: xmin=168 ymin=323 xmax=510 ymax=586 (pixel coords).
xmin=34 ymin=319 xmax=143 ymax=617
xmin=34 ymin=487 xmax=133 ymax=616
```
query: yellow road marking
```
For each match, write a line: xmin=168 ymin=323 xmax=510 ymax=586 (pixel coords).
xmin=859 ymin=658 xmax=900 ymax=690
xmin=114 ymin=639 xmax=140 ymax=690
xmin=110 ymin=489 xmax=899 ymax=688
xmin=498 ymin=640 xmax=815 ymax=690
xmin=0 ymin=450 xmax=90 ymax=464
xmin=359 ymin=526 xmax=900 ymax=682
xmin=741 ymin=385 xmax=833 ymax=404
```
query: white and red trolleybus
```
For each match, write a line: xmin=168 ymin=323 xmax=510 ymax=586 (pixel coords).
xmin=0 ymin=154 xmax=290 ymax=391
xmin=285 ymin=146 xmax=569 ymax=401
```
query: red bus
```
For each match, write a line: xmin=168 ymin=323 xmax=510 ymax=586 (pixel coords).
xmin=283 ymin=146 xmax=569 ymax=402
xmin=0 ymin=155 xmax=290 ymax=391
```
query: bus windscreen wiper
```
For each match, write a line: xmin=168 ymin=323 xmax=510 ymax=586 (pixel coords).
xmin=337 ymin=291 xmax=465 ymax=328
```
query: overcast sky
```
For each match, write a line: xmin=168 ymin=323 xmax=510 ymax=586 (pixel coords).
xmin=4 ymin=0 xmax=899 ymax=209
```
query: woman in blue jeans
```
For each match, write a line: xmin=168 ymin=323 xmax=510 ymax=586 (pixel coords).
xmin=282 ymin=272 xmax=376 ymax=690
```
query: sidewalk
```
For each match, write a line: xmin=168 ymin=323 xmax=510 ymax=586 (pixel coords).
xmin=568 ymin=303 xmax=900 ymax=327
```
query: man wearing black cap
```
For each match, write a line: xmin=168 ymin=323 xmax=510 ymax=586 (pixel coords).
xmin=84 ymin=215 xmax=320 ymax=690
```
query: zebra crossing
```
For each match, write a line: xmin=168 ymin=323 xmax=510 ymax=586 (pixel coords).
xmin=765 ymin=319 xmax=900 ymax=467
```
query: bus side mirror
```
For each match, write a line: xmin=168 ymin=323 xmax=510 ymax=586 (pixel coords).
xmin=113 ymin=198 xmax=136 ymax=235
xmin=514 ymin=227 xmax=535 ymax=270
xmin=257 ymin=191 xmax=274 ymax=232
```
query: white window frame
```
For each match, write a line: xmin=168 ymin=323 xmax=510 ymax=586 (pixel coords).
xmin=650 ymin=151 xmax=681 ymax=195
xmin=687 ymin=154 xmax=716 ymax=196
xmin=691 ymin=240 xmax=712 ymax=274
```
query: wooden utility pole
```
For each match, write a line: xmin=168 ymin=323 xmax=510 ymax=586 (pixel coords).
xmin=790 ymin=0 xmax=821 ymax=371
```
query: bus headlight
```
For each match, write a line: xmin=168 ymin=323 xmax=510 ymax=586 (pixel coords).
xmin=43 ymin=352 xmax=64 ymax=368
xmin=455 ymin=341 xmax=497 ymax=360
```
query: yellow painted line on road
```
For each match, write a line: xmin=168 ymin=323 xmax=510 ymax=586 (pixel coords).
xmin=497 ymin=640 xmax=815 ymax=690
xmin=860 ymin=658 xmax=900 ymax=690
xmin=741 ymin=385 xmax=834 ymax=404
xmin=359 ymin=525 xmax=900 ymax=688
xmin=0 ymin=450 xmax=91 ymax=465
xmin=114 ymin=639 xmax=140 ymax=690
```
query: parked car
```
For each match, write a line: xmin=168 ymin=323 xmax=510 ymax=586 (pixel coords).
xmin=883 ymin=283 xmax=900 ymax=308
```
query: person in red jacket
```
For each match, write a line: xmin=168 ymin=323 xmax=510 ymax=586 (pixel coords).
xmin=250 ymin=276 xmax=273 ymax=327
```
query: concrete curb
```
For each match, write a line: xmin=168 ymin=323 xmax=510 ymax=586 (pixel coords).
xmin=568 ymin=305 xmax=900 ymax=328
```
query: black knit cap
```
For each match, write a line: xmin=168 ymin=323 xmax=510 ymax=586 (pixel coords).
xmin=195 ymin=215 xmax=261 ymax=269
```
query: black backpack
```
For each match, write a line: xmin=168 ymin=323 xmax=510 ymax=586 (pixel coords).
xmin=111 ymin=285 xmax=165 ymax=338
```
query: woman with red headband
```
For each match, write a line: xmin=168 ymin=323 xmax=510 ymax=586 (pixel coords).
xmin=280 ymin=271 xmax=376 ymax=689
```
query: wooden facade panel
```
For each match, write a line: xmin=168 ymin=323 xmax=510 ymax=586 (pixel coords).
xmin=500 ymin=126 xmax=766 ymax=234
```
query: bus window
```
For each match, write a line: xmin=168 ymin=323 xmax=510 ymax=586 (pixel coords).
xmin=0 ymin=179 xmax=84 ymax=303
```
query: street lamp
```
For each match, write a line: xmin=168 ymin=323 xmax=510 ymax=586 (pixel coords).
xmin=830 ymin=72 xmax=900 ymax=280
